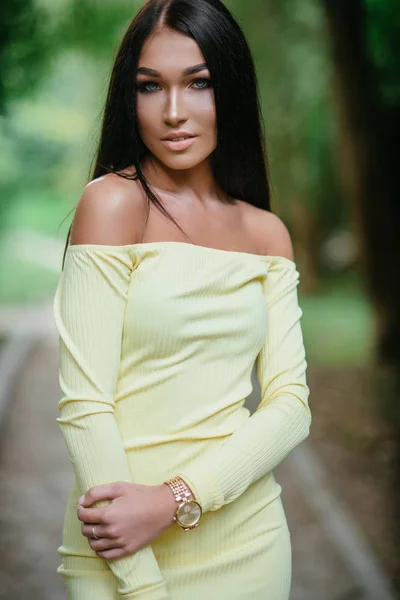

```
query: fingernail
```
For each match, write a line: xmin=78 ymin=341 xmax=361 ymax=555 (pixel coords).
xmin=79 ymin=495 xmax=85 ymax=503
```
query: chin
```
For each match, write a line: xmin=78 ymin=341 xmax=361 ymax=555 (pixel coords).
xmin=162 ymin=157 xmax=202 ymax=170
xmin=159 ymin=150 xmax=214 ymax=171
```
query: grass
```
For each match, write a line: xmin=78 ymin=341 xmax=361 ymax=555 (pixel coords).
xmin=0 ymin=249 xmax=59 ymax=305
xmin=300 ymin=274 xmax=375 ymax=366
xmin=0 ymin=190 xmax=73 ymax=305
xmin=2 ymin=189 xmax=74 ymax=239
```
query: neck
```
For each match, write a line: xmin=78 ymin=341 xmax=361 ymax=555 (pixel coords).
xmin=141 ymin=155 xmax=227 ymax=205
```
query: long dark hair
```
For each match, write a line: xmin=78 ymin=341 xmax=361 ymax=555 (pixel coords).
xmin=62 ymin=0 xmax=271 ymax=269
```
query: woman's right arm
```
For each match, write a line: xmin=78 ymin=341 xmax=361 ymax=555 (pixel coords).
xmin=54 ymin=179 xmax=169 ymax=600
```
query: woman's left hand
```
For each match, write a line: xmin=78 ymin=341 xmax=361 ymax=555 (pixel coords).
xmin=76 ymin=482 xmax=177 ymax=560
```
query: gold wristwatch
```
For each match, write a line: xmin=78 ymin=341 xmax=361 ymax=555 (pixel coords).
xmin=163 ymin=476 xmax=202 ymax=531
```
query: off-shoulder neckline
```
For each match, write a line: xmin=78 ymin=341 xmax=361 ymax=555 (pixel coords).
xmin=66 ymin=240 xmax=296 ymax=266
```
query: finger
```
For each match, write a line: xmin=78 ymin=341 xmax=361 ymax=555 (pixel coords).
xmin=76 ymin=507 xmax=108 ymax=524
xmin=80 ymin=482 xmax=125 ymax=507
xmin=95 ymin=547 xmax=130 ymax=560
xmin=89 ymin=537 xmax=121 ymax=552
xmin=81 ymin=523 xmax=117 ymax=539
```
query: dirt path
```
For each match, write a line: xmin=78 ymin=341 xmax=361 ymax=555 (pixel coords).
xmin=0 ymin=337 xmax=70 ymax=599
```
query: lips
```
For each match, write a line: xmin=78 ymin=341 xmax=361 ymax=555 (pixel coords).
xmin=164 ymin=135 xmax=194 ymax=141
xmin=162 ymin=132 xmax=196 ymax=141
xmin=161 ymin=135 xmax=197 ymax=151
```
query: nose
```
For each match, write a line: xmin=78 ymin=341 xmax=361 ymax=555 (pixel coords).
xmin=163 ymin=87 xmax=188 ymax=126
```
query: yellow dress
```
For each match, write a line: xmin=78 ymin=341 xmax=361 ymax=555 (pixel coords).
xmin=53 ymin=241 xmax=311 ymax=600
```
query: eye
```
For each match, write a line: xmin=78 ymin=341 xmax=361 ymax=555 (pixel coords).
xmin=136 ymin=78 xmax=212 ymax=94
xmin=136 ymin=81 xmax=160 ymax=94
xmin=191 ymin=78 xmax=212 ymax=90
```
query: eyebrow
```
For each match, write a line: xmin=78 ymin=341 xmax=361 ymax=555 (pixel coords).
xmin=136 ymin=63 xmax=209 ymax=77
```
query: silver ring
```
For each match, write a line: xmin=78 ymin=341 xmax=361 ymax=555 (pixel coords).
xmin=92 ymin=525 xmax=100 ymax=540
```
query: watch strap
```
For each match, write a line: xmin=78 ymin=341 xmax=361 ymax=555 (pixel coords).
xmin=163 ymin=475 xmax=193 ymax=503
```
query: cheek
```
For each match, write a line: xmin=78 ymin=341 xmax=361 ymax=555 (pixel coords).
xmin=136 ymin=99 xmax=159 ymax=141
xmin=192 ymin=92 xmax=216 ymax=129
xmin=190 ymin=93 xmax=217 ymax=152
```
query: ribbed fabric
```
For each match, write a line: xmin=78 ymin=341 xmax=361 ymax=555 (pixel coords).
xmin=53 ymin=241 xmax=311 ymax=600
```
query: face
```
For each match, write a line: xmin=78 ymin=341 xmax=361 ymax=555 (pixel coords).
xmin=135 ymin=27 xmax=217 ymax=170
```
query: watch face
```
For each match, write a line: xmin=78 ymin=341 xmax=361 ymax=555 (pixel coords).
xmin=176 ymin=500 xmax=202 ymax=528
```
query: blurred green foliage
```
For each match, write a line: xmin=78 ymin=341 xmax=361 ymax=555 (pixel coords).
xmin=0 ymin=0 xmax=52 ymax=111
xmin=54 ymin=0 xmax=142 ymax=58
xmin=366 ymin=0 xmax=400 ymax=107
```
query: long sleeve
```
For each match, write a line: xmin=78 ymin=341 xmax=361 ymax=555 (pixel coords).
xmin=175 ymin=257 xmax=312 ymax=513
xmin=53 ymin=245 xmax=169 ymax=600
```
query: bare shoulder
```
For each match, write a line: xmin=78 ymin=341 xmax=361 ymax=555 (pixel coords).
xmin=69 ymin=173 xmax=147 ymax=246
xmin=238 ymin=201 xmax=294 ymax=261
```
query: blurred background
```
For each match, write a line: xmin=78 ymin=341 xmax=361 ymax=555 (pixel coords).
xmin=0 ymin=0 xmax=399 ymax=598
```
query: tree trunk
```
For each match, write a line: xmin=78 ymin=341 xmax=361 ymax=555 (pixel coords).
xmin=322 ymin=0 xmax=400 ymax=362
xmin=322 ymin=0 xmax=400 ymax=589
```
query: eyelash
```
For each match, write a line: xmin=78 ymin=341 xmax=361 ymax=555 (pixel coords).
xmin=136 ymin=78 xmax=212 ymax=94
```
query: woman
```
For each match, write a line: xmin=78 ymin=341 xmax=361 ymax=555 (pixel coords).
xmin=54 ymin=0 xmax=311 ymax=599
